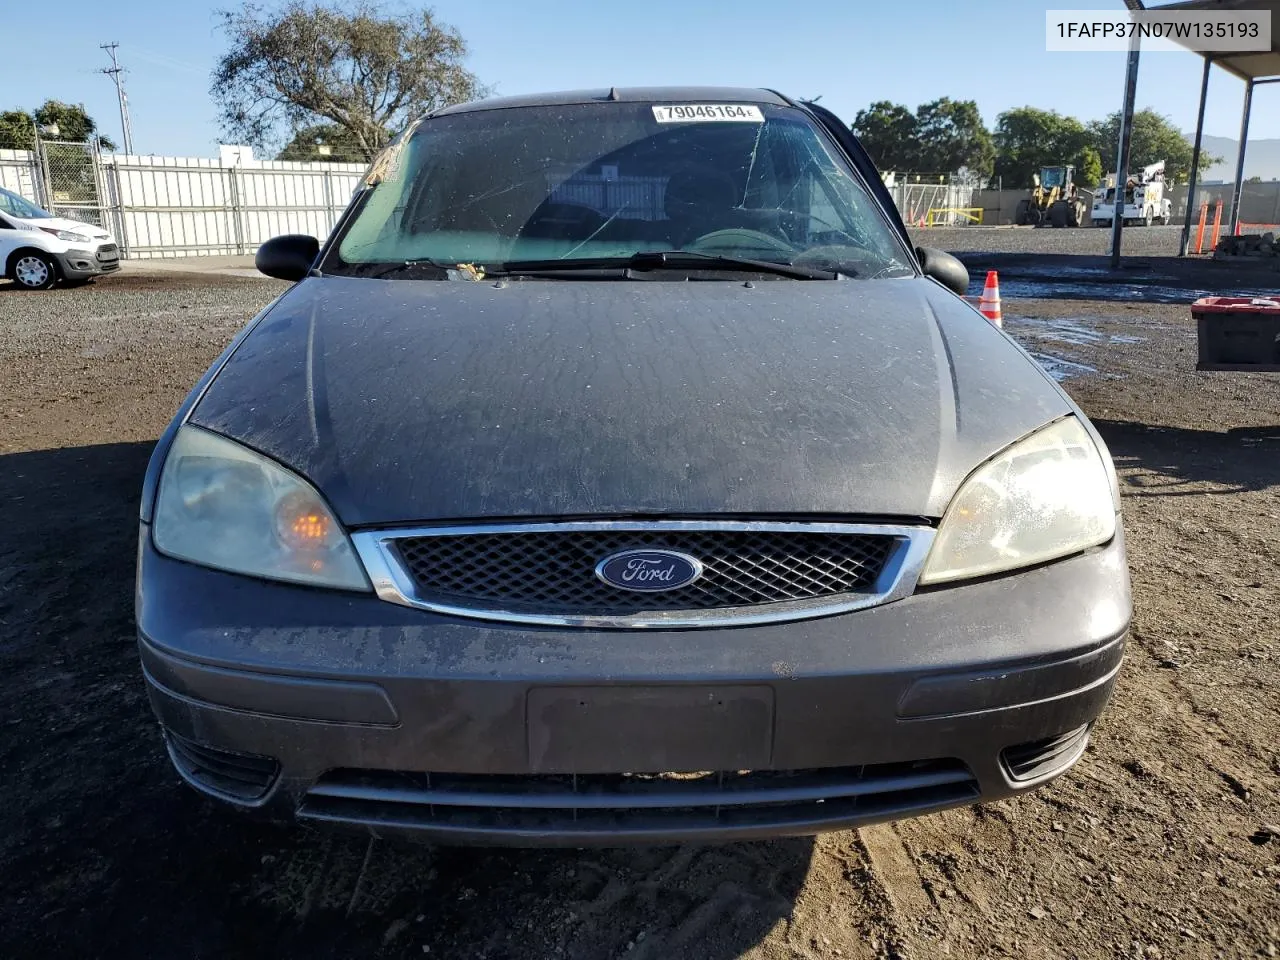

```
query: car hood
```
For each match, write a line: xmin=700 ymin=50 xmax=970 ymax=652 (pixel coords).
xmin=12 ymin=216 xmax=112 ymax=241
xmin=191 ymin=275 xmax=1071 ymax=526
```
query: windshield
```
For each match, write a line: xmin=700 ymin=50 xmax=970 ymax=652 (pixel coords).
xmin=0 ymin=187 xmax=52 ymax=220
xmin=330 ymin=101 xmax=913 ymax=279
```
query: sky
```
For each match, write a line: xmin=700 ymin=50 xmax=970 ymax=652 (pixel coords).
xmin=2 ymin=0 xmax=1269 ymax=160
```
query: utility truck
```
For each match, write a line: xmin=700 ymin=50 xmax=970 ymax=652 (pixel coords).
xmin=1090 ymin=161 xmax=1171 ymax=227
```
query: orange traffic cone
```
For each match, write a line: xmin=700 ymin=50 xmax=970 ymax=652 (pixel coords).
xmin=978 ymin=271 xmax=1003 ymax=328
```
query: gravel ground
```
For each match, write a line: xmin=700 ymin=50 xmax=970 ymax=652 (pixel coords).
xmin=1 ymin=269 xmax=1278 ymax=960
xmin=909 ymin=224 xmax=1184 ymax=258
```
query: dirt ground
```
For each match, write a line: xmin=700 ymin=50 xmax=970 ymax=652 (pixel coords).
xmin=1 ymin=270 xmax=1278 ymax=960
xmin=910 ymin=224 xmax=1184 ymax=259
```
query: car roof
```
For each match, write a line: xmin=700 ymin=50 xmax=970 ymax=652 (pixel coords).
xmin=433 ymin=87 xmax=794 ymax=117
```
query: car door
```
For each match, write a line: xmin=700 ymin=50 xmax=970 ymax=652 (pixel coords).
xmin=0 ymin=212 xmax=21 ymax=268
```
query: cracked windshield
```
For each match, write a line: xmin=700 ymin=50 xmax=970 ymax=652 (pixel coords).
xmin=335 ymin=101 xmax=912 ymax=278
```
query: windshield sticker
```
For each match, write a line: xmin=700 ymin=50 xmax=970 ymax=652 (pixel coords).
xmin=652 ymin=104 xmax=764 ymax=124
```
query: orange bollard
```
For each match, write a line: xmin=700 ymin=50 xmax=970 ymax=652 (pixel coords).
xmin=1210 ymin=200 xmax=1223 ymax=250
xmin=1195 ymin=201 xmax=1208 ymax=254
xmin=977 ymin=271 xmax=1003 ymax=328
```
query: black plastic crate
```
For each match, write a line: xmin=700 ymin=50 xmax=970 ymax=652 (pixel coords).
xmin=1193 ymin=296 xmax=1280 ymax=372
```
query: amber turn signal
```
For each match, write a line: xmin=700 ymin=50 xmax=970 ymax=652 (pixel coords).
xmin=275 ymin=491 xmax=337 ymax=550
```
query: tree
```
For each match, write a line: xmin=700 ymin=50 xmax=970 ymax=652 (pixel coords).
xmin=913 ymin=98 xmax=994 ymax=181
xmin=213 ymin=1 xmax=484 ymax=160
xmin=1086 ymin=108 xmax=1219 ymax=184
xmin=0 ymin=110 xmax=35 ymax=150
xmin=852 ymin=101 xmax=921 ymax=173
xmin=32 ymin=100 xmax=116 ymax=150
xmin=1074 ymin=145 xmax=1103 ymax=190
xmin=276 ymin=123 xmax=366 ymax=162
xmin=0 ymin=102 xmax=114 ymax=151
xmin=852 ymin=99 xmax=994 ymax=178
xmin=853 ymin=99 xmax=993 ymax=179
xmin=993 ymin=107 xmax=1094 ymax=188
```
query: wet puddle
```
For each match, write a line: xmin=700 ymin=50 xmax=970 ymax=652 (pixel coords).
xmin=1009 ymin=316 xmax=1149 ymax=347
xmin=1027 ymin=352 xmax=1098 ymax=382
xmin=970 ymin=277 xmax=1278 ymax=305
xmin=1005 ymin=315 xmax=1148 ymax=382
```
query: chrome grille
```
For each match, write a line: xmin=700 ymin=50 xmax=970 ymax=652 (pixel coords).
xmin=395 ymin=528 xmax=894 ymax=612
xmin=353 ymin=521 xmax=933 ymax=629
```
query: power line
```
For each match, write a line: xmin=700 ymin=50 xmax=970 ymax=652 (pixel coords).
xmin=100 ymin=42 xmax=135 ymax=154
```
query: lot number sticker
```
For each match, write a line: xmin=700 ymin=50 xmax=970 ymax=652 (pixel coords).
xmin=652 ymin=104 xmax=764 ymax=123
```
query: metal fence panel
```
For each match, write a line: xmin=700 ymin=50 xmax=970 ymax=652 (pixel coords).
xmin=17 ymin=144 xmax=1280 ymax=254
xmin=95 ymin=155 xmax=366 ymax=258
xmin=0 ymin=149 xmax=42 ymax=203
xmin=110 ymin=156 xmax=237 ymax=256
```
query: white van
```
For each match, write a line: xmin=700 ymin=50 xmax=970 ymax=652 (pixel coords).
xmin=0 ymin=187 xmax=119 ymax=289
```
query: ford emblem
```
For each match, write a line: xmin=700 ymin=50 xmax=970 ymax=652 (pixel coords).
xmin=595 ymin=549 xmax=704 ymax=592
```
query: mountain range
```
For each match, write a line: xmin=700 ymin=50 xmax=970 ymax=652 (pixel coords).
xmin=1196 ymin=134 xmax=1280 ymax=182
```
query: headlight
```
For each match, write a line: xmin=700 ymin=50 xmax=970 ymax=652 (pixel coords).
xmin=39 ymin=226 xmax=90 ymax=242
xmin=153 ymin=425 xmax=369 ymax=590
xmin=920 ymin=417 xmax=1116 ymax=585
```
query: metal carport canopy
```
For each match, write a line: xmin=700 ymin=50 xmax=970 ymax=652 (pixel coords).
xmin=1146 ymin=0 xmax=1280 ymax=81
xmin=1126 ymin=1 xmax=1280 ymax=259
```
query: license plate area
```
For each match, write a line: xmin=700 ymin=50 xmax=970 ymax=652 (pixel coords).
xmin=527 ymin=686 xmax=774 ymax=774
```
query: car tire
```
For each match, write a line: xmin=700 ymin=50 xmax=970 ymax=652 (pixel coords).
xmin=10 ymin=252 xmax=58 ymax=290
xmin=1144 ymin=210 xmax=1154 ymax=228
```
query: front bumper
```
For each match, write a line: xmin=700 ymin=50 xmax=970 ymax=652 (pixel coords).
xmin=55 ymin=245 xmax=120 ymax=280
xmin=137 ymin=529 xmax=1130 ymax=845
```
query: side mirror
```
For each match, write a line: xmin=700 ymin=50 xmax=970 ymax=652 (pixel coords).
xmin=916 ymin=246 xmax=969 ymax=297
xmin=256 ymin=234 xmax=320 ymax=282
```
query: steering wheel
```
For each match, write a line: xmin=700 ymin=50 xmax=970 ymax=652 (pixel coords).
xmin=686 ymin=229 xmax=796 ymax=254
xmin=792 ymin=244 xmax=888 ymax=277
xmin=810 ymin=228 xmax=864 ymax=248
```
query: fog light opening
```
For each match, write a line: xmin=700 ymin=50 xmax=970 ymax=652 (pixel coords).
xmin=165 ymin=730 xmax=280 ymax=802
xmin=1000 ymin=724 xmax=1091 ymax=783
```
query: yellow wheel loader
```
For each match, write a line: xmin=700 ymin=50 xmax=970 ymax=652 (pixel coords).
xmin=1015 ymin=165 xmax=1088 ymax=228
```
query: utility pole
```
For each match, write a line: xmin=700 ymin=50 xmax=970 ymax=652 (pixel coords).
xmin=1109 ymin=32 xmax=1140 ymax=269
xmin=100 ymin=42 xmax=134 ymax=154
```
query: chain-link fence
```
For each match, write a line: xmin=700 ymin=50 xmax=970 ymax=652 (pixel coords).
xmin=882 ymin=174 xmax=980 ymax=227
xmin=36 ymin=139 xmax=107 ymax=229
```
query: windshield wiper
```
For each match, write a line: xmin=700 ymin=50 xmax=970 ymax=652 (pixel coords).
xmin=346 ymin=258 xmax=456 ymax=280
xmin=490 ymin=251 xmax=838 ymax=281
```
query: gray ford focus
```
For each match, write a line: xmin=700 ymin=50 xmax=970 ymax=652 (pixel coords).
xmin=136 ymin=88 xmax=1130 ymax=846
